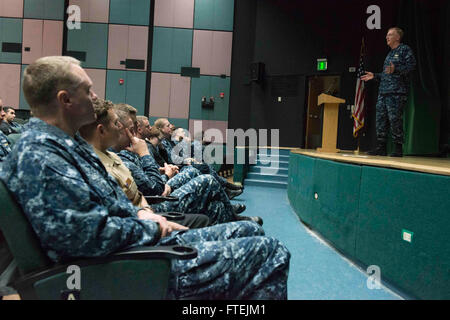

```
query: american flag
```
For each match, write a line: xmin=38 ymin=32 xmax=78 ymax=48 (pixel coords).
xmin=353 ymin=38 xmax=365 ymax=137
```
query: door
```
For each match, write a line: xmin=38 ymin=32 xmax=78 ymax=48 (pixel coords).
xmin=305 ymin=75 xmax=340 ymax=149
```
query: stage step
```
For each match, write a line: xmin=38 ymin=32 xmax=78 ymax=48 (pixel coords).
xmin=245 ymin=179 xmax=288 ymax=189
xmin=256 ymin=154 xmax=290 ymax=162
xmin=244 ymin=151 xmax=290 ymax=189
xmin=255 ymin=160 xmax=289 ymax=169
xmin=248 ymin=166 xmax=289 ymax=175
xmin=246 ymin=172 xmax=288 ymax=183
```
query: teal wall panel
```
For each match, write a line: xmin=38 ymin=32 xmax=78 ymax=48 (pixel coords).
xmin=24 ymin=0 xmax=64 ymax=20
xmin=125 ymin=71 xmax=147 ymax=116
xmin=106 ymin=70 xmax=146 ymax=116
xmin=311 ymin=159 xmax=361 ymax=258
xmin=0 ymin=18 xmax=22 ymax=64
xmin=109 ymin=0 xmax=151 ymax=26
xmin=356 ymin=166 xmax=450 ymax=299
xmin=194 ymin=0 xmax=234 ymax=31
xmin=151 ymin=27 xmax=193 ymax=73
xmin=67 ymin=23 xmax=108 ymax=69
xmin=189 ymin=75 xmax=230 ymax=121
xmin=106 ymin=70 xmax=127 ymax=107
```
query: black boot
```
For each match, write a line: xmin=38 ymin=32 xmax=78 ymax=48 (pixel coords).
xmin=367 ymin=140 xmax=387 ymax=156
xmin=389 ymin=143 xmax=403 ymax=157
xmin=235 ymin=215 xmax=263 ymax=226
xmin=225 ymin=181 xmax=244 ymax=190
xmin=226 ymin=188 xmax=243 ymax=200
xmin=232 ymin=203 xmax=246 ymax=214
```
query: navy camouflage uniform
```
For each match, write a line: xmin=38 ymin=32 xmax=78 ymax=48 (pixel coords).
xmin=0 ymin=131 xmax=11 ymax=161
xmin=374 ymin=43 xmax=416 ymax=144
xmin=117 ymin=149 xmax=236 ymax=225
xmin=161 ymin=137 xmax=230 ymax=188
xmin=0 ymin=118 xmax=290 ymax=299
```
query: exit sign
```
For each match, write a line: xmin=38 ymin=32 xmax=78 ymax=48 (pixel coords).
xmin=317 ymin=58 xmax=328 ymax=71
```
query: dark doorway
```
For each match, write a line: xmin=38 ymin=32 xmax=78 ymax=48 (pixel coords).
xmin=305 ymin=75 xmax=340 ymax=149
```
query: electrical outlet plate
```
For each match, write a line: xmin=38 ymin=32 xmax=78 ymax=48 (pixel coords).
xmin=402 ymin=229 xmax=414 ymax=243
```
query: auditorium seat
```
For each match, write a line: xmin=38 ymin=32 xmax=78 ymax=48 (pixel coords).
xmin=0 ymin=180 xmax=197 ymax=300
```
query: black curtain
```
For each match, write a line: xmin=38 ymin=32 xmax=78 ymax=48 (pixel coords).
xmin=396 ymin=0 xmax=445 ymax=155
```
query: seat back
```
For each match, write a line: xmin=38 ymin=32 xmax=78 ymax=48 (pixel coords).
xmin=0 ymin=180 xmax=52 ymax=276
xmin=7 ymin=133 xmax=22 ymax=147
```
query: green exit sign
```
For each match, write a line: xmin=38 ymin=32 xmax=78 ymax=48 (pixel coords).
xmin=317 ymin=59 xmax=328 ymax=71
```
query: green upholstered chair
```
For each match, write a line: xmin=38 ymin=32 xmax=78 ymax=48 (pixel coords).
xmin=0 ymin=180 xmax=197 ymax=300
xmin=5 ymin=133 xmax=21 ymax=147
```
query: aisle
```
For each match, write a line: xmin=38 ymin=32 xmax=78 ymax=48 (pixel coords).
xmin=232 ymin=185 xmax=405 ymax=300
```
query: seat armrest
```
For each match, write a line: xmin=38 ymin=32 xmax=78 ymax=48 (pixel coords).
xmin=144 ymin=195 xmax=179 ymax=204
xmin=13 ymin=245 xmax=197 ymax=298
xmin=156 ymin=212 xmax=185 ymax=221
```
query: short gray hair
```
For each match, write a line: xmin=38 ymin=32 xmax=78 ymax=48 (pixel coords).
xmin=389 ymin=27 xmax=404 ymax=40
xmin=22 ymin=56 xmax=83 ymax=111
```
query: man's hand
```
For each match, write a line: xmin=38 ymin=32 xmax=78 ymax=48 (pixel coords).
xmin=162 ymin=184 xmax=171 ymax=196
xmin=124 ymin=128 xmax=150 ymax=157
xmin=361 ymin=71 xmax=374 ymax=81
xmin=137 ymin=210 xmax=187 ymax=237
xmin=385 ymin=62 xmax=395 ymax=74
xmin=163 ymin=163 xmax=178 ymax=178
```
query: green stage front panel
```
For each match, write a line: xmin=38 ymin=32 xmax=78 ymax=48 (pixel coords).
xmin=109 ymin=0 xmax=151 ymax=26
xmin=151 ymin=27 xmax=193 ymax=74
xmin=24 ymin=0 xmax=65 ymax=20
xmin=287 ymin=152 xmax=299 ymax=205
xmin=67 ymin=23 xmax=108 ymax=69
xmin=311 ymin=159 xmax=362 ymax=259
xmin=0 ymin=18 xmax=22 ymax=64
xmin=189 ymin=75 xmax=230 ymax=121
xmin=106 ymin=70 xmax=146 ymax=116
xmin=290 ymin=154 xmax=316 ymax=226
xmin=356 ymin=166 xmax=450 ymax=299
xmin=194 ymin=0 xmax=234 ymax=31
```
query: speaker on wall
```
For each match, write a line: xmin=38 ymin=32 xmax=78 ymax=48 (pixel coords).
xmin=250 ymin=62 xmax=265 ymax=82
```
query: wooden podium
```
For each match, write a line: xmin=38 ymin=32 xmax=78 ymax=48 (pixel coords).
xmin=317 ymin=93 xmax=345 ymax=153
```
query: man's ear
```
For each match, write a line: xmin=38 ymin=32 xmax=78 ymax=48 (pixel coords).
xmin=56 ymin=90 xmax=71 ymax=107
xmin=98 ymin=123 xmax=106 ymax=135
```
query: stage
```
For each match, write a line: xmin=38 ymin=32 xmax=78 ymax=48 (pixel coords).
xmin=291 ymin=149 xmax=450 ymax=176
xmin=287 ymin=148 xmax=450 ymax=300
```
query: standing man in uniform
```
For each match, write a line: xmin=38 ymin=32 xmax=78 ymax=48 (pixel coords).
xmin=361 ymin=27 xmax=416 ymax=157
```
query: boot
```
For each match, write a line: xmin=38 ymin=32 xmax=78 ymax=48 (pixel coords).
xmin=367 ymin=140 xmax=387 ymax=156
xmin=232 ymin=203 xmax=246 ymax=214
xmin=235 ymin=215 xmax=263 ymax=226
xmin=225 ymin=181 xmax=244 ymax=190
xmin=389 ymin=143 xmax=403 ymax=157
xmin=226 ymin=188 xmax=243 ymax=200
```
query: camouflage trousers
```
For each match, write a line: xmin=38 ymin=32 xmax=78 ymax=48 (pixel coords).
xmin=376 ymin=94 xmax=407 ymax=144
xmin=167 ymin=166 xmax=202 ymax=190
xmin=153 ymin=174 xmax=235 ymax=225
xmin=159 ymin=221 xmax=291 ymax=300
xmin=170 ymin=164 xmax=228 ymax=191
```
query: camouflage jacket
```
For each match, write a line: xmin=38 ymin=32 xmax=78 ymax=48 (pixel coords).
xmin=0 ymin=118 xmax=160 ymax=263
xmin=375 ymin=43 xmax=416 ymax=95
xmin=116 ymin=149 xmax=165 ymax=196
xmin=0 ymin=131 xmax=11 ymax=161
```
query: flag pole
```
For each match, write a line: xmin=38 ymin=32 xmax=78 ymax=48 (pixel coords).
xmin=353 ymin=37 xmax=365 ymax=156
